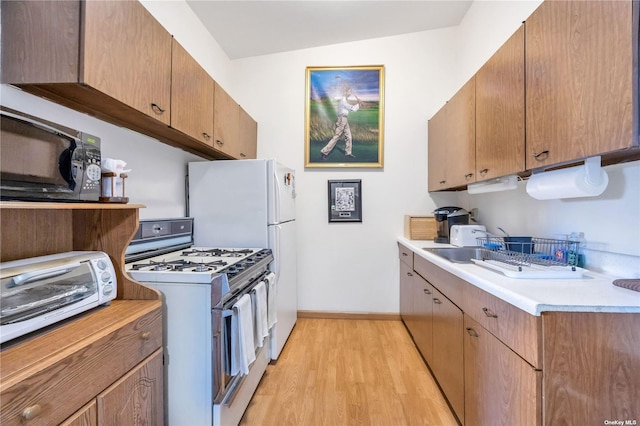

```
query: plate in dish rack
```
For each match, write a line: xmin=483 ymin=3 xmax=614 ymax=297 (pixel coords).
xmin=470 ymin=259 xmax=586 ymax=279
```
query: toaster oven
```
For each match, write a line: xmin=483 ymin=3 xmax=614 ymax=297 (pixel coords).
xmin=0 ymin=251 xmax=117 ymax=344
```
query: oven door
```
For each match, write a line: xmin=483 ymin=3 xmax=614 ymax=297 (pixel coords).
xmin=212 ymin=273 xmax=269 ymax=406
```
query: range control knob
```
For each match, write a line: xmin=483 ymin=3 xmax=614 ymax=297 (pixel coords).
xmin=103 ymin=284 xmax=114 ymax=296
xmin=101 ymin=271 xmax=111 ymax=282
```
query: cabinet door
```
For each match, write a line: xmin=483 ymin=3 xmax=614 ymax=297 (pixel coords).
xmin=428 ymin=78 xmax=476 ymax=190
xmin=171 ymin=38 xmax=214 ymax=147
xmin=525 ymin=1 xmax=636 ymax=168
xmin=97 ymin=349 xmax=164 ymax=426
xmin=427 ymin=105 xmax=449 ymax=191
xmin=399 ymin=261 xmax=414 ymax=327
xmin=238 ymin=106 xmax=258 ymax=159
xmin=213 ymin=82 xmax=240 ymax=157
xmin=413 ymin=275 xmax=434 ymax=366
xmin=83 ymin=1 xmax=172 ymax=125
xmin=475 ymin=26 xmax=525 ymax=181
xmin=432 ymin=287 xmax=464 ymax=424
xmin=464 ymin=315 xmax=541 ymax=426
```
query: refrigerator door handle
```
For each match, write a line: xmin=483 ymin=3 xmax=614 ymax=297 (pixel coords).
xmin=274 ymin=225 xmax=281 ymax=284
xmin=272 ymin=170 xmax=282 ymax=224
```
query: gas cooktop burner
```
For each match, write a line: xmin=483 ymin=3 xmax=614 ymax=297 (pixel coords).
xmin=181 ymin=248 xmax=254 ymax=257
xmin=131 ymin=259 xmax=228 ymax=272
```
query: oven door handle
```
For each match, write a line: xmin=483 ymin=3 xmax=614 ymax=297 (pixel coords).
xmin=220 ymin=373 xmax=246 ymax=407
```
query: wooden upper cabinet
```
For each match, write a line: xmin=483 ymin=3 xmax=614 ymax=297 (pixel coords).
xmin=213 ymin=82 xmax=240 ymax=157
xmin=238 ymin=106 xmax=258 ymax=159
xmin=83 ymin=1 xmax=172 ymax=125
xmin=475 ymin=25 xmax=525 ymax=181
xmin=525 ymin=0 xmax=638 ymax=169
xmin=171 ymin=38 xmax=215 ymax=147
xmin=427 ymin=77 xmax=475 ymax=190
xmin=428 ymin=104 xmax=449 ymax=191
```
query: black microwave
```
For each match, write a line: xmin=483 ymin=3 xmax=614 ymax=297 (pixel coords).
xmin=0 ymin=107 xmax=101 ymax=202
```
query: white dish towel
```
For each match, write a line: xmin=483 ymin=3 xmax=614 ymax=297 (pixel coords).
xmin=231 ymin=294 xmax=255 ymax=376
xmin=251 ymin=281 xmax=269 ymax=348
xmin=265 ymin=272 xmax=277 ymax=328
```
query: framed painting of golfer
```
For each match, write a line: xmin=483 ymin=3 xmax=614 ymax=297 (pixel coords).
xmin=305 ymin=65 xmax=385 ymax=168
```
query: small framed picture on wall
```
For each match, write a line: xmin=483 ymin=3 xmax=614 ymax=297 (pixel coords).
xmin=328 ymin=179 xmax=362 ymax=223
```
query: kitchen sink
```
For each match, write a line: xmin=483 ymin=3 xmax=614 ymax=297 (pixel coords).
xmin=422 ymin=247 xmax=484 ymax=264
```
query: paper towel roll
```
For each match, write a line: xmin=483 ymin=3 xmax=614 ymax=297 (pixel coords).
xmin=526 ymin=158 xmax=609 ymax=200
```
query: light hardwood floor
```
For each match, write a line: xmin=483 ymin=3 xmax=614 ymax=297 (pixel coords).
xmin=240 ymin=318 xmax=458 ymax=426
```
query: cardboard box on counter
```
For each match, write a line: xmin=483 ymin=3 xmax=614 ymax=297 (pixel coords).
xmin=404 ymin=215 xmax=437 ymax=240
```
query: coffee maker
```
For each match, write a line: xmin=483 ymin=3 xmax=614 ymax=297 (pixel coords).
xmin=433 ymin=206 xmax=469 ymax=243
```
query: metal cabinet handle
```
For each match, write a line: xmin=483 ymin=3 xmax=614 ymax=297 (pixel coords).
xmin=439 ymin=180 xmax=446 ymax=185
xmin=407 ymin=272 xmax=413 ymax=277
xmin=22 ymin=404 xmax=42 ymax=420
xmin=466 ymin=327 xmax=479 ymax=337
xmin=433 ymin=298 xmax=443 ymax=304
xmin=482 ymin=307 xmax=498 ymax=318
xmin=202 ymin=132 xmax=211 ymax=140
xmin=150 ymin=103 xmax=165 ymax=114
xmin=479 ymin=168 xmax=489 ymax=175
xmin=423 ymin=288 xmax=431 ymax=295
xmin=402 ymin=252 xmax=408 ymax=257
xmin=464 ymin=173 xmax=473 ymax=180
xmin=216 ymin=140 xmax=224 ymax=146
xmin=532 ymin=150 xmax=549 ymax=160
xmin=240 ymin=153 xmax=247 ymax=158
xmin=141 ymin=332 xmax=151 ymax=341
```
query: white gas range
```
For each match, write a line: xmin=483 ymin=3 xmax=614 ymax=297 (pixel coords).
xmin=125 ymin=218 xmax=275 ymax=426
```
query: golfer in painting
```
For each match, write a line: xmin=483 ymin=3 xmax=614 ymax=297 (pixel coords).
xmin=320 ymin=86 xmax=361 ymax=159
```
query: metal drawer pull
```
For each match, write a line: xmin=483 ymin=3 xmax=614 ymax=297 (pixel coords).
xmin=240 ymin=153 xmax=247 ymax=158
xmin=22 ymin=404 xmax=42 ymax=420
xmin=439 ymin=180 xmax=446 ymax=185
xmin=407 ymin=272 xmax=413 ymax=277
xmin=141 ymin=332 xmax=151 ymax=341
xmin=482 ymin=307 xmax=498 ymax=318
xmin=203 ymin=132 xmax=211 ymax=140
xmin=479 ymin=168 xmax=489 ymax=175
xmin=216 ymin=139 xmax=224 ymax=146
xmin=402 ymin=252 xmax=408 ymax=256
xmin=433 ymin=298 xmax=442 ymax=304
xmin=150 ymin=103 xmax=165 ymax=114
xmin=466 ymin=327 xmax=479 ymax=338
xmin=423 ymin=288 xmax=431 ymax=295
xmin=464 ymin=173 xmax=473 ymax=179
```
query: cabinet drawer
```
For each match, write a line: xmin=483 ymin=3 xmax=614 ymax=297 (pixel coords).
xmin=463 ymin=284 xmax=541 ymax=368
xmin=398 ymin=243 xmax=413 ymax=268
xmin=414 ymin=255 xmax=464 ymax=308
xmin=0 ymin=305 xmax=162 ymax=425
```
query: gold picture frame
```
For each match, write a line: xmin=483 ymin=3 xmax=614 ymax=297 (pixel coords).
xmin=305 ymin=65 xmax=385 ymax=168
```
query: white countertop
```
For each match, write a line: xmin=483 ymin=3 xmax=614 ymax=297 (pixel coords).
xmin=398 ymin=236 xmax=640 ymax=316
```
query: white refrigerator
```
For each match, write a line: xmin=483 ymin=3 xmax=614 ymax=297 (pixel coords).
xmin=188 ymin=159 xmax=297 ymax=360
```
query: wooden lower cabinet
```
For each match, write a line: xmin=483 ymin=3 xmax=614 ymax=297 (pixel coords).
xmin=62 ymin=401 xmax=97 ymax=426
xmin=464 ymin=315 xmax=541 ymax=426
xmin=97 ymin=349 xmax=164 ymax=425
xmin=413 ymin=275 xmax=434 ymax=366
xmin=431 ymin=287 xmax=464 ymax=423
xmin=399 ymin=260 xmax=414 ymax=326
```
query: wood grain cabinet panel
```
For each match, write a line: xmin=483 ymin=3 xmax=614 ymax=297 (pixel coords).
xmin=542 ymin=312 xmax=640 ymax=425
xmin=413 ymin=275 xmax=435 ymax=367
xmin=83 ymin=0 xmax=172 ymax=125
xmin=431 ymin=286 xmax=464 ymax=424
xmin=238 ymin=106 xmax=258 ymax=159
xmin=213 ymin=82 xmax=240 ymax=157
xmin=464 ymin=315 xmax=541 ymax=426
xmin=171 ymin=38 xmax=215 ymax=147
xmin=97 ymin=349 xmax=164 ymax=425
xmin=399 ymin=260 xmax=414 ymax=326
xmin=428 ymin=77 xmax=476 ymax=190
xmin=475 ymin=25 xmax=525 ymax=180
xmin=525 ymin=0 xmax=638 ymax=168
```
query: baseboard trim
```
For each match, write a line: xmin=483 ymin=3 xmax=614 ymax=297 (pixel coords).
xmin=297 ymin=310 xmax=401 ymax=321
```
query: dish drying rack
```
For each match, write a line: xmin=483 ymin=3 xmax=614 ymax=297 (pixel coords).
xmin=472 ymin=236 xmax=584 ymax=278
